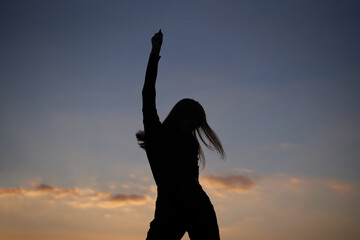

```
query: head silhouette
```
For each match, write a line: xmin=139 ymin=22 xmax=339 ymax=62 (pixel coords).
xmin=162 ymin=98 xmax=205 ymax=132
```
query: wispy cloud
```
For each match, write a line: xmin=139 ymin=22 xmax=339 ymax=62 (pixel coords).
xmin=0 ymin=183 xmax=150 ymax=209
xmin=1 ymin=174 xmax=359 ymax=240
xmin=202 ymin=174 xmax=257 ymax=194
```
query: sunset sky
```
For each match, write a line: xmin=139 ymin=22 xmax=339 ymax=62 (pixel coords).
xmin=1 ymin=1 xmax=359 ymax=239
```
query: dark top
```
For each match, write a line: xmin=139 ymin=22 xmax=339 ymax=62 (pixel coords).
xmin=142 ymin=54 xmax=200 ymax=194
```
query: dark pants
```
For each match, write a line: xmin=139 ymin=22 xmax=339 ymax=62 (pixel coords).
xmin=146 ymin=187 xmax=220 ymax=240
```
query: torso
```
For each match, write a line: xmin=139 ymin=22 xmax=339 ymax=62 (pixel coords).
xmin=145 ymin=127 xmax=200 ymax=192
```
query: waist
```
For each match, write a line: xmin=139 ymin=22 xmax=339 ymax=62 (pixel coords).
xmin=157 ymin=179 xmax=203 ymax=195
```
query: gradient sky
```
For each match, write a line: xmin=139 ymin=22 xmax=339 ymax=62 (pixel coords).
xmin=1 ymin=1 xmax=360 ymax=239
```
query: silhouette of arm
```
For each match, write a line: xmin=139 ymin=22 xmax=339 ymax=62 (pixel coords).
xmin=142 ymin=30 xmax=163 ymax=135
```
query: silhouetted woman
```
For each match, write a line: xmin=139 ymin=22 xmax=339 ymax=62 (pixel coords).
xmin=137 ymin=30 xmax=225 ymax=240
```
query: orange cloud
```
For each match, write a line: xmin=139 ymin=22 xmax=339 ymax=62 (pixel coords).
xmin=290 ymin=178 xmax=301 ymax=183
xmin=0 ymin=188 xmax=23 ymax=198
xmin=98 ymin=194 xmax=148 ymax=208
xmin=109 ymin=194 xmax=147 ymax=202
xmin=27 ymin=184 xmax=79 ymax=198
xmin=203 ymin=174 xmax=257 ymax=194
xmin=89 ymin=191 xmax=112 ymax=201
xmin=325 ymin=181 xmax=354 ymax=194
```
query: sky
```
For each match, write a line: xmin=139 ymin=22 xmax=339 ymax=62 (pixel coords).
xmin=0 ymin=0 xmax=359 ymax=239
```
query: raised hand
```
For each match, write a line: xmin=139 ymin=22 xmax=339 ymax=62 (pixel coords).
xmin=151 ymin=29 xmax=163 ymax=55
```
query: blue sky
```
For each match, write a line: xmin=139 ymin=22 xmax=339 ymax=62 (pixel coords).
xmin=1 ymin=1 xmax=359 ymax=239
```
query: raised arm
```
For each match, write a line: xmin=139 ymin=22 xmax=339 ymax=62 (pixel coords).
xmin=142 ymin=30 xmax=163 ymax=134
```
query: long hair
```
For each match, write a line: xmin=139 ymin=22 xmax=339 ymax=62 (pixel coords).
xmin=136 ymin=98 xmax=225 ymax=167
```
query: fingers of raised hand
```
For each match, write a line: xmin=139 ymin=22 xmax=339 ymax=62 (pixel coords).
xmin=152 ymin=30 xmax=163 ymax=42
